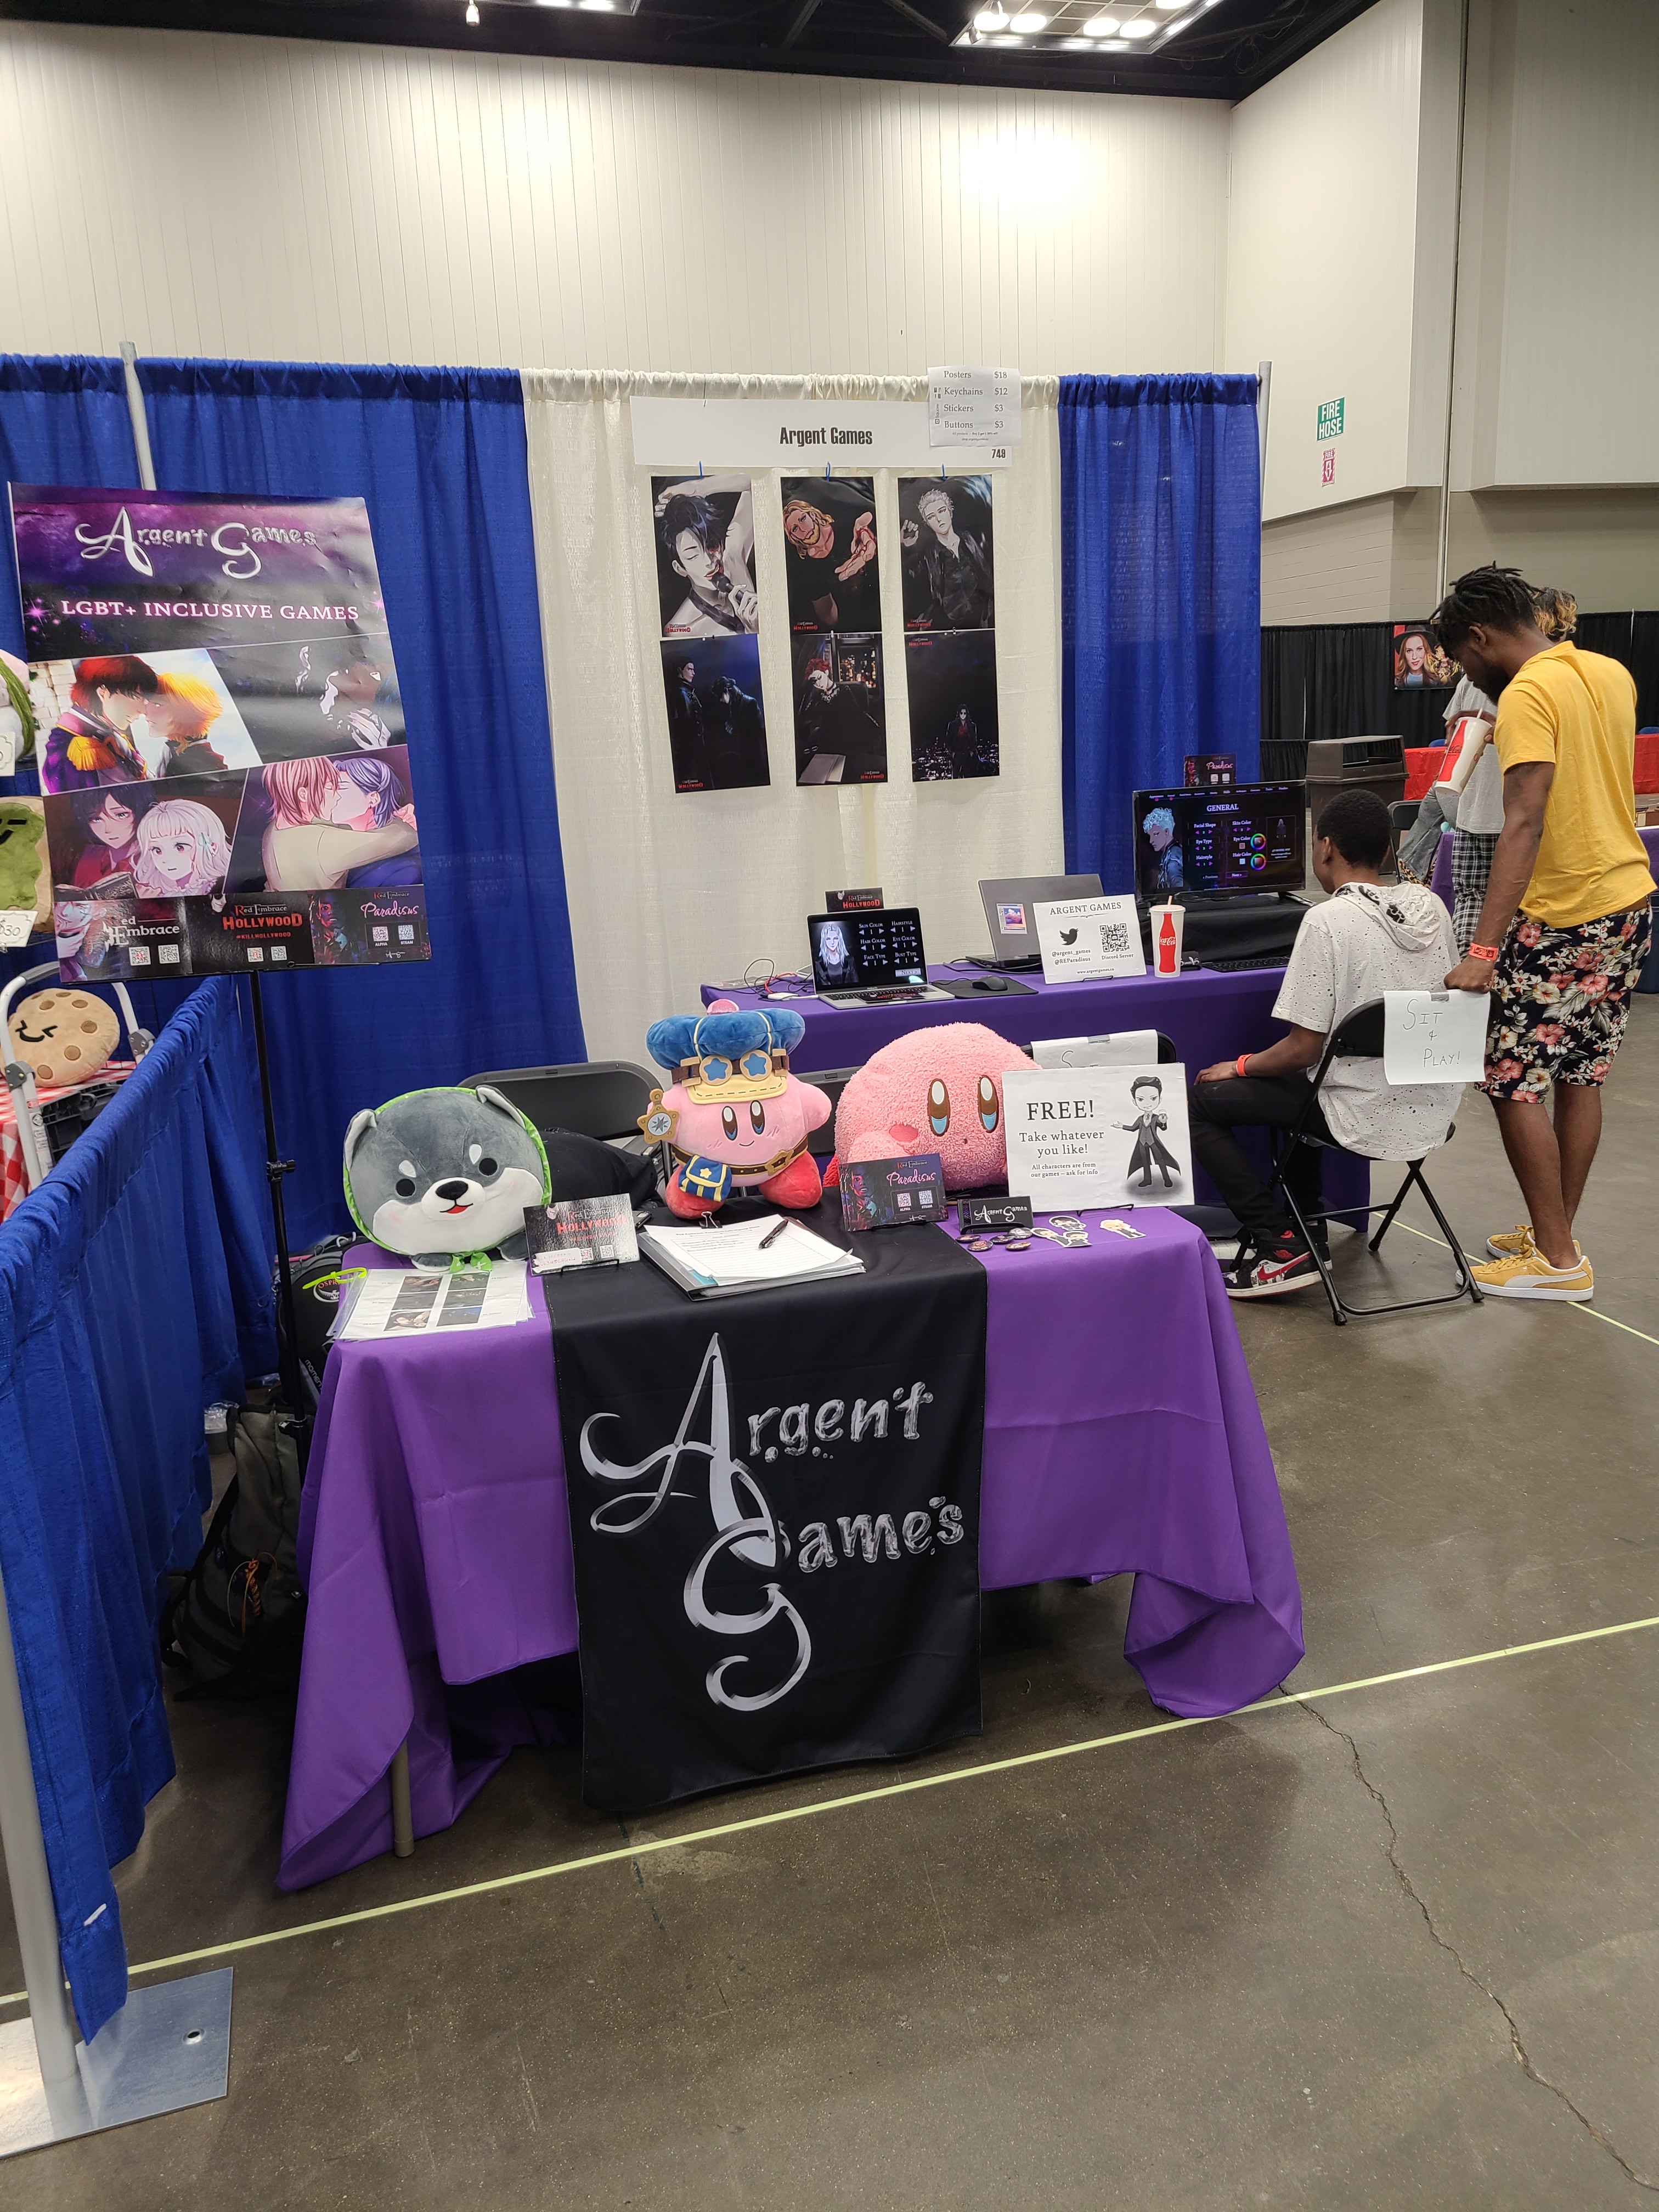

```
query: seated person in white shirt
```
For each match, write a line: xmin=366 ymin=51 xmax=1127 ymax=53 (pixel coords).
xmin=1188 ymin=789 xmax=1460 ymax=1299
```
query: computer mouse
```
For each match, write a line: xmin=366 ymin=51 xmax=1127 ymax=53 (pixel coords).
xmin=972 ymin=976 xmax=1009 ymax=992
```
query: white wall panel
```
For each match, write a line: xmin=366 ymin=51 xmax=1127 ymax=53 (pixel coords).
xmin=1224 ymin=0 xmax=1443 ymax=524
xmin=1468 ymin=0 xmax=1659 ymax=488
xmin=0 ymin=21 xmax=1228 ymax=375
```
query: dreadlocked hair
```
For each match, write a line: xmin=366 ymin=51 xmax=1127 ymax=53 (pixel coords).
xmin=1430 ymin=565 xmax=1538 ymax=656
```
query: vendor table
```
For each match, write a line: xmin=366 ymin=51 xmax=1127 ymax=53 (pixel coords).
xmin=280 ymin=1212 xmax=1304 ymax=1889
xmin=1410 ymin=733 xmax=1659 ymax=805
xmin=701 ymin=958 xmax=1370 ymax=1219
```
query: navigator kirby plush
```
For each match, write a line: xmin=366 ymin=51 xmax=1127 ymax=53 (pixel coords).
xmin=643 ymin=1003 xmax=832 ymax=1220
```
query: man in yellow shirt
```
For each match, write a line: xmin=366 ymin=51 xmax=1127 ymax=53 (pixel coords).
xmin=1433 ymin=567 xmax=1654 ymax=1302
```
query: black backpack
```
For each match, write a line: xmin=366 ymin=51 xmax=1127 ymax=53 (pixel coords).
xmin=161 ymin=1402 xmax=308 ymax=1697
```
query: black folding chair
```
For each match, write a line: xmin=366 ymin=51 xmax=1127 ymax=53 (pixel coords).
xmin=801 ymin=1066 xmax=860 ymax=1158
xmin=463 ymin=1060 xmax=659 ymax=1147
xmin=1265 ymin=998 xmax=1483 ymax=1327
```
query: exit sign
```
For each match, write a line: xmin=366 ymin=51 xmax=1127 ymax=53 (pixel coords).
xmin=1317 ymin=398 xmax=1345 ymax=441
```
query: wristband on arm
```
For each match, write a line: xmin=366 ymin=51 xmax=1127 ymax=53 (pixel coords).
xmin=1235 ymin=1053 xmax=1251 ymax=1078
xmin=1468 ymin=941 xmax=1501 ymax=963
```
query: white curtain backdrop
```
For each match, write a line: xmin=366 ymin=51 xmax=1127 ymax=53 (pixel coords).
xmin=521 ymin=371 xmax=1064 ymax=1066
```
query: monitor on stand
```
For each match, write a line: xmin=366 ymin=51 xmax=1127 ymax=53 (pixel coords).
xmin=1131 ymin=781 xmax=1311 ymax=967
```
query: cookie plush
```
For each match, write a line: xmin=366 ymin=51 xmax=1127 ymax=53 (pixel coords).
xmin=7 ymin=989 xmax=120 ymax=1087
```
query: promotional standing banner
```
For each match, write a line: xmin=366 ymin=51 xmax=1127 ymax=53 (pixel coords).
xmin=9 ymin=485 xmax=428 ymax=980
xmin=781 ymin=476 xmax=888 ymax=786
xmin=899 ymin=475 xmax=999 ymax=781
xmin=650 ymin=471 xmax=770 ymax=794
xmin=546 ymin=1210 xmax=986 ymax=1809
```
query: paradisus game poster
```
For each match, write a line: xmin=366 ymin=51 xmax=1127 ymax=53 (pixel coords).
xmin=9 ymin=485 xmax=430 ymax=981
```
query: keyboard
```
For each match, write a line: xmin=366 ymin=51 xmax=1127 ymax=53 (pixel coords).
xmin=1201 ymin=954 xmax=1291 ymax=972
xmin=859 ymin=987 xmax=926 ymax=1003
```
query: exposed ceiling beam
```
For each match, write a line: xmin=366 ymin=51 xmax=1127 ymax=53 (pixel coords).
xmin=876 ymin=0 xmax=950 ymax=43
xmin=781 ymin=0 xmax=825 ymax=48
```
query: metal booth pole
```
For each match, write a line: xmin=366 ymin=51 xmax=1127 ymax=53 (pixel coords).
xmin=0 ymin=343 xmax=236 ymax=2158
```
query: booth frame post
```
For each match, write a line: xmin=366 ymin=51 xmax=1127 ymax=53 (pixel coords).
xmin=0 ymin=342 xmax=236 ymax=2159
xmin=0 ymin=1549 xmax=235 ymax=2157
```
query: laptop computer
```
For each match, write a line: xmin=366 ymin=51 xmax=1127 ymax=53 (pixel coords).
xmin=973 ymin=874 xmax=1105 ymax=971
xmin=808 ymin=907 xmax=952 ymax=1006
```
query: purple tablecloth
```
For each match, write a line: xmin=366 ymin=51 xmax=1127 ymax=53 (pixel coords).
xmin=280 ymin=1218 xmax=1302 ymax=1889
xmin=704 ymin=961 xmax=1369 ymax=1217
xmin=704 ymin=960 xmax=1307 ymax=1075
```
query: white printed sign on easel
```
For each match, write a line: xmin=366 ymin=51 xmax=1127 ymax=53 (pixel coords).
xmin=1002 ymin=1064 xmax=1192 ymax=1210
xmin=1383 ymin=991 xmax=1489 ymax=1085
xmin=1033 ymin=895 xmax=1145 ymax=985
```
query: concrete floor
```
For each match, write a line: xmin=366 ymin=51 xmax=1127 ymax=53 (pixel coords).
xmin=3 ymin=1001 xmax=1656 ymax=2209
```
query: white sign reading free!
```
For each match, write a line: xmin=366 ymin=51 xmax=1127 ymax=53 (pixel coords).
xmin=1034 ymin=895 xmax=1144 ymax=985
xmin=1002 ymin=1064 xmax=1193 ymax=1211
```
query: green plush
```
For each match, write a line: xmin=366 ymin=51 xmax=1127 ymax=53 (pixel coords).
xmin=0 ymin=804 xmax=46 ymax=917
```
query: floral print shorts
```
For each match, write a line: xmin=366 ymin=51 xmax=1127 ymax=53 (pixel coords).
xmin=1483 ymin=902 xmax=1653 ymax=1101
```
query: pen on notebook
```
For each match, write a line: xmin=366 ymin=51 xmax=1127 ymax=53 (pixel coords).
xmin=758 ymin=1218 xmax=788 ymax=1249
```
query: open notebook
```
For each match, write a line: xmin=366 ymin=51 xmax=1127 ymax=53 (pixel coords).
xmin=639 ymin=1215 xmax=865 ymax=1298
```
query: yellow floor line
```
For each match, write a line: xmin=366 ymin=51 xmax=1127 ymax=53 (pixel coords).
xmin=4 ymin=1610 xmax=1656 ymax=2011
xmin=1394 ymin=1219 xmax=1659 ymax=1346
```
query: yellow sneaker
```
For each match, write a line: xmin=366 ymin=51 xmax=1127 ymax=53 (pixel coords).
xmin=1472 ymin=1242 xmax=1594 ymax=1302
xmin=1486 ymin=1224 xmax=1581 ymax=1260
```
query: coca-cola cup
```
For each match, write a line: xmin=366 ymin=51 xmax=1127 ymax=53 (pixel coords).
xmin=1152 ymin=901 xmax=1184 ymax=976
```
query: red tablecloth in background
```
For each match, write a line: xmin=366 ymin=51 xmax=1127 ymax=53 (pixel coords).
xmin=0 ymin=1063 xmax=136 ymax=1220
xmin=1404 ymin=748 xmax=1443 ymax=801
xmin=1409 ymin=732 xmax=1659 ymax=804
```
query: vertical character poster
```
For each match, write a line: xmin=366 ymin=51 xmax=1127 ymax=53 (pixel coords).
xmin=1392 ymin=623 xmax=1455 ymax=690
xmin=650 ymin=472 xmax=769 ymax=794
xmin=9 ymin=485 xmax=426 ymax=979
xmin=781 ymin=476 xmax=887 ymax=786
xmin=791 ymin=635 xmax=887 ymax=786
xmin=899 ymin=476 xmax=999 ymax=782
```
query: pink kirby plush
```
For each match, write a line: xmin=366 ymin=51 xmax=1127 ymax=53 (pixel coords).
xmin=643 ymin=1001 xmax=833 ymax=1221
xmin=833 ymin=1023 xmax=1035 ymax=1192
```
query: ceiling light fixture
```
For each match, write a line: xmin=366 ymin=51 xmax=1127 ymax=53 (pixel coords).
xmin=974 ymin=3 xmax=1008 ymax=27
xmin=1010 ymin=9 xmax=1049 ymax=28
xmin=1122 ymin=17 xmax=1155 ymax=32
xmin=577 ymin=0 xmax=614 ymax=9
xmin=464 ymin=1 xmax=478 ymax=20
xmin=1082 ymin=13 xmax=1120 ymax=33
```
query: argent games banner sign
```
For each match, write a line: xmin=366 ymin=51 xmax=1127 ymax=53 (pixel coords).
xmin=8 ymin=484 xmax=429 ymax=980
xmin=546 ymin=1212 xmax=986 ymax=1809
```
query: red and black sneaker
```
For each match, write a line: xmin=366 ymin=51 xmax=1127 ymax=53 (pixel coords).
xmin=1222 ymin=1231 xmax=1321 ymax=1299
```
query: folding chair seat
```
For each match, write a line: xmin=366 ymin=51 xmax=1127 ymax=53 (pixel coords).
xmin=1267 ymin=997 xmax=1483 ymax=1327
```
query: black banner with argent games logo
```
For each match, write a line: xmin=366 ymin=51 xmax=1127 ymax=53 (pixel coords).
xmin=545 ymin=1200 xmax=985 ymax=1810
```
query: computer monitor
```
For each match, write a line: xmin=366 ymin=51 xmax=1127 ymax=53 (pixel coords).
xmin=808 ymin=906 xmax=929 ymax=993
xmin=1132 ymin=782 xmax=1306 ymax=902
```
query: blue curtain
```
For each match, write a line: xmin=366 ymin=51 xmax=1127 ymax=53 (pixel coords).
xmin=1060 ymin=375 xmax=1262 ymax=894
xmin=0 ymin=978 xmax=275 ymax=2041
xmin=0 ymin=356 xmax=140 ymax=665
xmin=0 ymin=360 xmax=199 ymax=1023
xmin=140 ymin=362 xmax=586 ymax=1246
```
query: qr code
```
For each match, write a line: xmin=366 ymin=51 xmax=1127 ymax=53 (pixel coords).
xmin=159 ymin=945 xmax=180 ymax=964
xmin=128 ymin=944 xmax=151 ymax=966
xmin=1099 ymin=921 xmax=1133 ymax=955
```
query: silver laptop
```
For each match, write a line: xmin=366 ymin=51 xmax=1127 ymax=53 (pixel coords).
xmin=808 ymin=907 xmax=952 ymax=1006
xmin=975 ymin=874 xmax=1105 ymax=970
